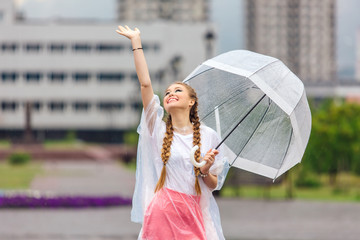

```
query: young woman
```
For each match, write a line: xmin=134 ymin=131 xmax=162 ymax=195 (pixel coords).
xmin=116 ymin=25 xmax=228 ymax=240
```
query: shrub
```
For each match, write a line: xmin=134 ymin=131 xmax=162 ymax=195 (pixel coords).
xmin=295 ymin=170 xmax=322 ymax=188
xmin=123 ymin=129 xmax=138 ymax=146
xmin=8 ymin=152 xmax=31 ymax=165
xmin=65 ymin=131 xmax=76 ymax=142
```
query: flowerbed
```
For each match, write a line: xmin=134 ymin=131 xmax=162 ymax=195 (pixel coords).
xmin=0 ymin=195 xmax=132 ymax=208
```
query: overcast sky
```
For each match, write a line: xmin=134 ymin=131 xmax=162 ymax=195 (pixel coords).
xmin=14 ymin=0 xmax=360 ymax=78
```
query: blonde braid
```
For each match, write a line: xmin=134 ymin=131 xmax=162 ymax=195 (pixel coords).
xmin=155 ymin=82 xmax=202 ymax=195
xmin=154 ymin=115 xmax=174 ymax=193
xmin=191 ymin=101 xmax=202 ymax=195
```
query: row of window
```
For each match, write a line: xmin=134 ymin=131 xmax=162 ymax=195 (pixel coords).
xmin=1 ymin=42 xmax=160 ymax=53
xmin=1 ymin=71 xmax=139 ymax=83
xmin=1 ymin=101 xmax=141 ymax=112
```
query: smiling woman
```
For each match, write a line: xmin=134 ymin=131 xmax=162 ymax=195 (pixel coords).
xmin=116 ymin=25 xmax=228 ymax=240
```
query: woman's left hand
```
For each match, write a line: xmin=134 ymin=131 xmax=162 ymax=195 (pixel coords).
xmin=199 ymin=149 xmax=218 ymax=175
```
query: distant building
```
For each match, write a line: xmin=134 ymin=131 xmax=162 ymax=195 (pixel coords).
xmin=117 ymin=0 xmax=209 ymax=22
xmin=356 ymin=28 xmax=360 ymax=82
xmin=245 ymin=0 xmax=336 ymax=84
xmin=0 ymin=0 xmax=213 ymax=142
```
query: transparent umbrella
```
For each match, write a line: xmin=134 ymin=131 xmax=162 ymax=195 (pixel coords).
xmin=185 ymin=50 xmax=312 ymax=180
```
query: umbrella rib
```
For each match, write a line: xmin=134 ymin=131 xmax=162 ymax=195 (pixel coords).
xmin=215 ymin=93 xmax=266 ymax=150
xmin=183 ymin=67 xmax=215 ymax=83
xmin=230 ymin=97 xmax=271 ymax=166
xmin=274 ymin=128 xmax=293 ymax=180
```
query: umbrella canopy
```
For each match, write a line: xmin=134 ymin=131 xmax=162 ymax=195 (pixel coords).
xmin=184 ymin=50 xmax=312 ymax=180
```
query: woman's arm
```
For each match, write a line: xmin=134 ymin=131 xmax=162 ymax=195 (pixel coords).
xmin=200 ymin=149 xmax=218 ymax=190
xmin=116 ymin=25 xmax=153 ymax=110
xmin=202 ymin=173 xmax=218 ymax=190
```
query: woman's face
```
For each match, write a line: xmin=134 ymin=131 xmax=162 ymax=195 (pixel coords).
xmin=163 ymin=84 xmax=194 ymax=114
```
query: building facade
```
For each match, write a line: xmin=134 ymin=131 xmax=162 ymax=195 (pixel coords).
xmin=0 ymin=0 xmax=212 ymax=142
xmin=356 ymin=28 xmax=360 ymax=82
xmin=117 ymin=0 xmax=209 ymax=22
xmin=246 ymin=0 xmax=336 ymax=84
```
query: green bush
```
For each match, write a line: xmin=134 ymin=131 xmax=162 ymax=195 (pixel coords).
xmin=332 ymin=186 xmax=350 ymax=195
xmin=65 ymin=131 xmax=76 ymax=142
xmin=295 ymin=170 xmax=322 ymax=188
xmin=8 ymin=152 xmax=31 ymax=165
xmin=123 ymin=129 xmax=138 ymax=146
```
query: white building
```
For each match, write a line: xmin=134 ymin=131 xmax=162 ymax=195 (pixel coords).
xmin=0 ymin=0 xmax=213 ymax=142
xmin=356 ymin=28 xmax=360 ymax=82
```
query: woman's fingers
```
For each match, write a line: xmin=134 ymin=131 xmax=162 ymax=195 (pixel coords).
xmin=204 ymin=150 xmax=216 ymax=164
xmin=118 ymin=25 xmax=126 ymax=32
xmin=115 ymin=30 xmax=124 ymax=35
xmin=116 ymin=25 xmax=141 ymax=39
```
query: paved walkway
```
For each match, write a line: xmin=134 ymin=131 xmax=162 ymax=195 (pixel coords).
xmin=1 ymin=160 xmax=359 ymax=240
xmin=30 ymin=160 xmax=135 ymax=197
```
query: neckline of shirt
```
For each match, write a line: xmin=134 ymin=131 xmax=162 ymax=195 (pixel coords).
xmin=173 ymin=131 xmax=193 ymax=137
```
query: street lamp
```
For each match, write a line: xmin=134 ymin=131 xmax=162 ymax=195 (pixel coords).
xmin=170 ymin=55 xmax=183 ymax=82
xmin=204 ymin=28 xmax=216 ymax=60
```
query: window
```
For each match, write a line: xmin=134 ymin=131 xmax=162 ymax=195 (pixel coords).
xmin=131 ymin=72 xmax=138 ymax=82
xmin=1 ymin=72 xmax=18 ymax=82
xmin=25 ymin=43 xmax=42 ymax=52
xmin=73 ymin=72 xmax=90 ymax=82
xmin=72 ymin=43 xmax=91 ymax=52
xmin=48 ymin=102 xmax=66 ymax=112
xmin=24 ymin=72 xmax=42 ymax=82
xmin=96 ymin=43 xmax=124 ymax=52
xmin=73 ymin=102 xmax=90 ymax=112
xmin=97 ymin=72 xmax=124 ymax=82
xmin=48 ymin=72 xmax=66 ymax=82
xmin=155 ymin=70 xmax=165 ymax=82
xmin=1 ymin=42 xmax=18 ymax=52
xmin=48 ymin=43 xmax=66 ymax=52
xmin=97 ymin=102 xmax=124 ymax=111
xmin=23 ymin=101 xmax=42 ymax=111
xmin=1 ymin=101 xmax=18 ymax=112
xmin=131 ymin=102 xmax=142 ymax=111
xmin=142 ymin=43 xmax=149 ymax=51
xmin=32 ymin=102 xmax=42 ymax=111
xmin=153 ymin=43 xmax=160 ymax=52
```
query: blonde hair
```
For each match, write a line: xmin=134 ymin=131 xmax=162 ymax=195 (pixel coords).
xmin=154 ymin=82 xmax=202 ymax=195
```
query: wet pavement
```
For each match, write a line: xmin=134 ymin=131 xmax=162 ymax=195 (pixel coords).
xmin=1 ymin=160 xmax=359 ymax=240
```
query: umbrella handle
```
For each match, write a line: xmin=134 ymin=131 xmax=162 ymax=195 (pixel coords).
xmin=190 ymin=145 xmax=206 ymax=168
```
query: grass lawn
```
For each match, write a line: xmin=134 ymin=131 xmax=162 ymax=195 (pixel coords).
xmin=0 ymin=161 xmax=43 ymax=190
xmin=119 ymin=159 xmax=137 ymax=171
xmin=43 ymin=140 xmax=87 ymax=150
xmin=0 ymin=140 xmax=11 ymax=149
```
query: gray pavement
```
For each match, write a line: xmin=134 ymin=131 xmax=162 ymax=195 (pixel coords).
xmin=1 ymin=160 xmax=360 ymax=240
xmin=30 ymin=160 xmax=135 ymax=197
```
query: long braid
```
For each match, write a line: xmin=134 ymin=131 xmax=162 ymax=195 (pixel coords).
xmin=191 ymin=100 xmax=202 ymax=195
xmin=154 ymin=115 xmax=174 ymax=193
xmin=155 ymin=82 xmax=202 ymax=195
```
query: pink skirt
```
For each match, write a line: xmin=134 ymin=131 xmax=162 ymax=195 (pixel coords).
xmin=142 ymin=188 xmax=206 ymax=240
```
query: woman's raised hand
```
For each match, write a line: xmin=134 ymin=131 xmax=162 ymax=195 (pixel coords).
xmin=116 ymin=25 xmax=153 ymax=110
xmin=116 ymin=25 xmax=140 ymax=40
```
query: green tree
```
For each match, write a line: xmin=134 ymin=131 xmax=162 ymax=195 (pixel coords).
xmin=304 ymin=99 xmax=360 ymax=185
